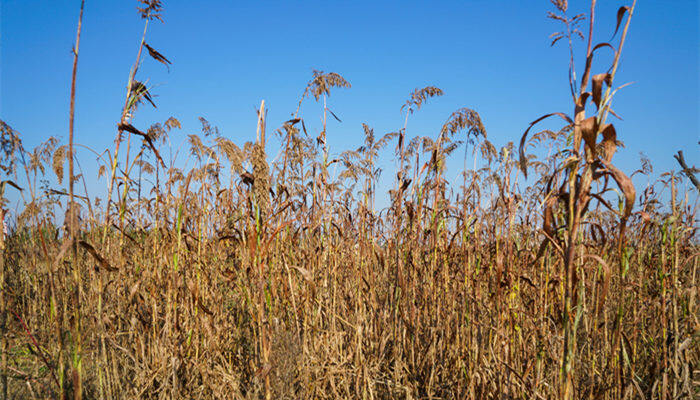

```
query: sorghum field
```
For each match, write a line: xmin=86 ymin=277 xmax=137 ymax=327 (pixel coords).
xmin=0 ymin=0 xmax=697 ymax=399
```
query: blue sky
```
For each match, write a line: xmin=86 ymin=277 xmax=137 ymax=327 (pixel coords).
xmin=1 ymin=0 xmax=698 ymax=210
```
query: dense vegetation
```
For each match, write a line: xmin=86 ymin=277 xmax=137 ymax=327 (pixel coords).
xmin=0 ymin=0 xmax=697 ymax=399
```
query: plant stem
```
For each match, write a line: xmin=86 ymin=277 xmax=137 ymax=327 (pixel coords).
xmin=68 ymin=1 xmax=85 ymax=398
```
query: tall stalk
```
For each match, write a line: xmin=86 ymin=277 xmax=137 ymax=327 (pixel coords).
xmin=102 ymin=18 xmax=150 ymax=245
xmin=0 ymin=206 xmax=6 ymax=400
xmin=68 ymin=1 xmax=85 ymax=398
xmin=518 ymin=2 xmax=638 ymax=398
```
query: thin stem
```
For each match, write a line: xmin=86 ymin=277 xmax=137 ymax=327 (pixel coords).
xmin=103 ymin=18 xmax=150 ymax=245
xmin=68 ymin=1 xmax=85 ymax=399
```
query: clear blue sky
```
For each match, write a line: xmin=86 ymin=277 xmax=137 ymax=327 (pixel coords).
xmin=1 ymin=0 xmax=698 ymax=209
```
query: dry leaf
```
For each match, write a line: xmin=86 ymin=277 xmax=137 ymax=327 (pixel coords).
xmin=600 ymin=123 xmax=617 ymax=162
xmin=79 ymin=240 xmax=117 ymax=272
xmin=519 ymin=112 xmax=573 ymax=178
xmin=613 ymin=6 xmax=630 ymax=39
xmin=592 ymin=73 xmax=611 ymax=109
xmin=144 ymin=43 xmax=172 ymax=71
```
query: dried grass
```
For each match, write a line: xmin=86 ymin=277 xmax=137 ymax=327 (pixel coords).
xmin=0 ymin=1 xmax=698 ymax=400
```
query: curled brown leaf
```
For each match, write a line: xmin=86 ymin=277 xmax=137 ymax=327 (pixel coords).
xmin=518 ymin=112 xmax=573 ymax=178
xmin=580 ymin=116 xmax=599 ymax=157
xmin=613 ymin=6 xmax=630 ymax=39
xmin=601 ymin=160 xmax=635 ymax=220
xmin=600 ymin=123 xmax=617 ymax=162
xmin=592 ymin=73 xmax=611 ymax=109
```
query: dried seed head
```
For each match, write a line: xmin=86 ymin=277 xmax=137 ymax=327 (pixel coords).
xmin=137 ymin=0 xmax=164 ymax=21
xmin=252 ymin=143 xmax=270 ymax=218
xmin=304 ymin=70 xmax=351 ymax=102
xmin=53 ymin=145 xmax=67 ymax=185
xmin=402 ymin=86 xmax=444 ymax=114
